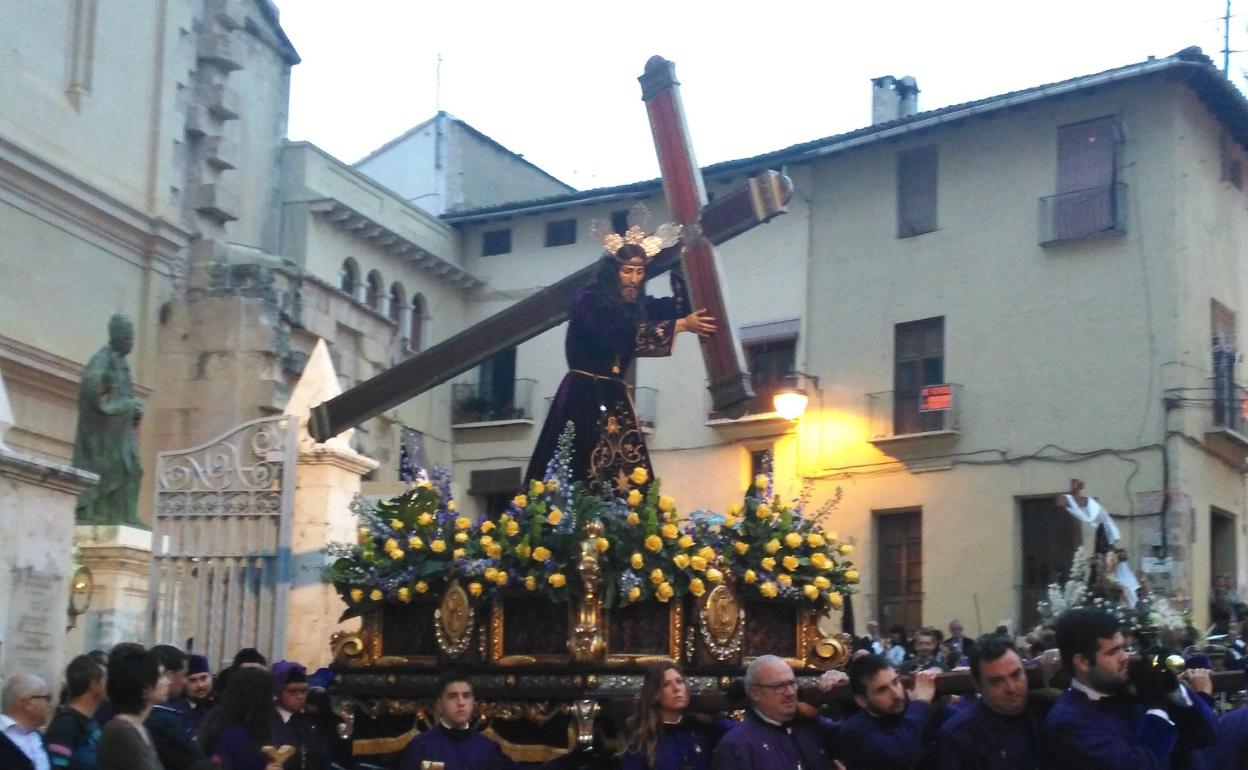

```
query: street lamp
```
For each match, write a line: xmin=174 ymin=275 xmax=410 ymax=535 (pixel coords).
xmin=773 ymin=372 xmax=820 ymax=421
xmin=67 ymin=565 xmax=93 ymax=631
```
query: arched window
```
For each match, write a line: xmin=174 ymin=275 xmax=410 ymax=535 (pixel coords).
xmin=366 ymin=270 xmax=384 ymax=310
xmin=388 ymin=282 xmax=405 ymax=324
xmin=410 ymin=293 xmax=426 ymax=352
xmin=339 ymin=258 xmax=359 ymax=296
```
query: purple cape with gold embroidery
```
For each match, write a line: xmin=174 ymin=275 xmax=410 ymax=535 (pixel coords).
xmin=526 ymin=276 xmax=684 ymax=490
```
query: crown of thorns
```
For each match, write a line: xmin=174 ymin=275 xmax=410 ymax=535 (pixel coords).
xmin=591 ymin=204 xmax=682 ymax=263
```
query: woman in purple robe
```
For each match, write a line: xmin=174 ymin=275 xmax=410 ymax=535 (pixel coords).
xmin=198 ymin=668 xmax=283 ymax=770
xmin=526 ymin=224 xmax=714 ymax=492
xmin=621 ymin=663 xmax=734 ymax=770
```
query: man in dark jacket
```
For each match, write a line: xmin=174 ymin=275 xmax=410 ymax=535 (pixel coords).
xmin=46 ymin=654 xmax=106 ymax=769
xmin=146 ymin=644 xmax=214 ymax=770
xmin=173 ymin=654 xmax=215 ymax=739
xmin=711 ymin=655 xmax=840 ymax=770
xmin=838 ymin=654 xmax=939 ymax=769
xmin=937 ymin=636 xmax=1050 ymax=769
xmin=1045 ymin=608 xmax=1216 ymax=770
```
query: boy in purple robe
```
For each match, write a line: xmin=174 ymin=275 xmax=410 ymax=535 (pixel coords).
xmin=397 ymin=672 xmax=518 ymax=770
xmin=526 ymin=210 xmax=714 ymax=491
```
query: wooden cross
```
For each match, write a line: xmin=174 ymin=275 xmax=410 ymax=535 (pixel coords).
xmin=309 ymin=57 xmax=792 ymax=443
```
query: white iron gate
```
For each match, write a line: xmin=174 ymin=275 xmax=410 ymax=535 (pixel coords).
xmin=148 ymin=416 xmax=297 ymax=667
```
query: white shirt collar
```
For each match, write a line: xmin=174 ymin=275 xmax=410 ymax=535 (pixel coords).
xmin=1070 ymin=678 xmax=1112 ymax=701
xmin=276 ymin=707 xmax=294 ymax=723
xmin=752 ymin=708 xmax=785 ymax=727
xmin=0 ymin=714 xmax=18 ymax=732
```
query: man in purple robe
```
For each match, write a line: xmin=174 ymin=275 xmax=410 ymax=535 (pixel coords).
xmin=173 ymin=655 xmax=215 ymax=739
xmin=710 ymin=655 xmax=841 ymax=770
xmin=269 ymin=661 xmax=330 ymax=770
xmin=837 ymin=654 xmax=940 ymax=769
xmin=526 ymin=215 xmax=714 ymax=492
xmin=398 ymin=672 xmax=518 ymax=770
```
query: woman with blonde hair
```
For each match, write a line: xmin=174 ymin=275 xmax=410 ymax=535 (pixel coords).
xmin=620 ymin=663 xmax=731 ymax=770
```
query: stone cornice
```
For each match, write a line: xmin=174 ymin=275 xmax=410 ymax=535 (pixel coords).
xmin=0 ymin=447 xmax=98 ymax=494
xmin=298 ymin=444 xmax=380 ymax=475
xmin=0 ymin=133 xmax=191 ymax=273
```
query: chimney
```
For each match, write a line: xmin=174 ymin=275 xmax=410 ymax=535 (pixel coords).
xmin=871 ymin=76 xmax=898 ymax=125
xmin=897 ymin=76 xmax=920 ymax=118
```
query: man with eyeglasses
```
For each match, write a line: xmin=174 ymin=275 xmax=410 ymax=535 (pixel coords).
xmin=0 ymin=672 xmax=53 ymax=770
xmin=711 ymin=654 xmax=843 ymax=770
xmin=270 ymin=660 xmax=331 ymax=770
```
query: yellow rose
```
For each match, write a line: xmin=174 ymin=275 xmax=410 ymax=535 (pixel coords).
xmin=454 ymin=532 xmax=468 ymax=543
xmin=650 ymin=568 xmax=665 ymax=585
xmin=630 ymin=467 xmax=648 ymax=485
xmin=484 ymin=567 xmax=499 ymax=582
xmin=479 ymin=535 xmax=494 ymax=548
xmin=627 ymin=512 xmax=641 ymax=526
xmin=627 ymin=489 xmax=642 ymax=507
xmin=480 ymin=520 xmax=496 ymax=534
xmin=516 ymin=543 xmax=531 ymax=560
xmin=349 ymin=588 xmax=364 ymax=602
xmin=743 ymin=569 xmax=758 ymax=584
xmin=533 ymin=546 xmax=552 ymax=562
xmin=661 ymin=522 xmax=679 ymax=540
xmin=531 ymin=480 xmax=546 ymax=496
xmin=727 ymin=503 xmax=741 ymax=516
xmin=548 ymin=573 xmax=567 ymax=588
xmin=777 ymin=573 xmax=792 ymax=587
xmin=655 ymin=582 xmax=674 ymax=602
xmin=631 ymin=553 xmax=644 ymax=569
xmin=698 ymin=546 xmax=715 ymax=561
xmin=456 ymin=516 xmax=471 ymax=530
xmin=415 ymin=580 xmax=429 ymax=594
xmin=389 ymin=518 xmax=404 ymax=530
xmin=724 ymin=515 xmax=739 ymax=529
xmin=417 ymin=513 xmax=433 ymax=526
xmin=844 ymin=569 xmax=860 ymax=583
xmin=596 ymin=537 xmax=610 ymax=553
xmin=430 ymin=539 xmax=447 ymax=553
xmin=765 ymin=539 xmax=781 ymax=555
xmin=388 ymin=548 xmax=404 ymax=561
xmin=826 ymin=530 xmax=839 ymax=541
xmin=756 ymin=504 xmax=771 ymax=520
xmin=453 ymin=548 xmax=466 ymax=560
xmin=783 ymin=555 xmax=800 ymax=571
xmin=384 ymin=538 xmax=399 ymax=553
xmin=706 ymin=567 xmax=724 ymax=583
xmin=500 ymin=513 xmax=512 ymax=523
xmin=447 ymin=501 xmax=457 ymax=511
xmin=486 ymin=543 xmax=502 ymax=559
xmin=357 ymin=527 xmax=371 ymax=544
xmin=829 ymin=592 xmax=844 ymax=609
xmin=678 ymin=534 xmax=694 ymax=549
xmin=673 ymin=553 xmax=691 ymax=569
xmin=493 ymin=570 xmax=508 ymax=586
xmin=784 ymin=532 xmax=802 ymax=549
xmin=468 ymin=582 xmax=483 ymax=597
xmin=369 ymin=588 xmax=383 ymax=601
xmin=547 ymin=507 xmax=563 ymax=526
xmin=754 ymin=473 xmax=769 ymax=490
xmin=804 ymin=584 xmax=820 ymax=600
xmin=838 ymin=543 xmax=854 ymax=556
xmin=408 ymin=536 xmax=424 ymax=550
xmin=628 ymin=585 xmax=642 ymax=602
xmin=807 ymin=533 xmax=825 ymax=548
xmin=513 ymin=495 xmax=528 ymax=509
xmin=398 ymin=586 xmax=412 ymax=603
xmin=810 ymin=552 xmax=830 ymax=570
xmin=645 ymin=535 xmax=663 ymax=552
xmin=658 ymin=495 xmax=674 ymax=512
xmin=505 ymin=520 xmax=521 ymax=537
xmin=760 ymin=582 xmax=778 ymax=598
xmin=689 ymin=578 xmax=706 ymax=597
xmin=761 ymin=557 xmax=777 ymax=572
xmin=524 ymin=576 xmax=537 ymax=591
xmin=734 ymin=541 xmax=749 ymax=555
xmin=813 ymin=576 xmax=831 ymax=590
xmin=690 ymin=556 xmax=707 ymax=572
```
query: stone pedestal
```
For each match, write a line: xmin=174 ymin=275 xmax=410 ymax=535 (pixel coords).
xmin=285 ymin=445 xmax=377 ymax=668
xmin=68 ymin=526 xmax=153 ymax=653
xmin=0 ymin=448 xmax=97 ymax=688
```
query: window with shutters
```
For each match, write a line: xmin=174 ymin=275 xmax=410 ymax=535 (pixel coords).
xmin=545 ymin=218 xmax=577 ymax=247
xmin=897 ymin=146 xmax=938 ymax=238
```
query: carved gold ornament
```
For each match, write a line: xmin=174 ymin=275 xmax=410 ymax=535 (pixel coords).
xmin=435 ymin=580 xmax=474 ymax=657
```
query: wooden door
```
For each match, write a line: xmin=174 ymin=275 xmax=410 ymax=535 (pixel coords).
xmin=877 ymin=510 xmax=923 ymax=633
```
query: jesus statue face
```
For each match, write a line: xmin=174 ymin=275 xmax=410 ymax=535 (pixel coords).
xmin=617 ymin=262 xmax=646 ymax=303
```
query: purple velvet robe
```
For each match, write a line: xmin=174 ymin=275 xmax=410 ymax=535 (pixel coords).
xmin=709 ymin=709 xmax=839 ymax=770
xmin=837 ymin=700 xmax=933 ymax=770
xmin=526 ymin=280 xmax=684 ymax=489
xmin=620 ymin=718 xmax=736 ymax=770
xmin=397 ymin=724 xmax=517 ymax=770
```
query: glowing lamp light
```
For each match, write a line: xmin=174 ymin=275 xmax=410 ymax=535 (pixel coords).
xmin=773 ymin=387 xmax=810 ymax=421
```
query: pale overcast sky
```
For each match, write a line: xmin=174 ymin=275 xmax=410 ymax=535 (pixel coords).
xmin=277 ymin=1 xmax=1242 ymax=191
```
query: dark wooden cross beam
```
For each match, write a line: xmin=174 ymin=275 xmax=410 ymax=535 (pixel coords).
xmin=308 ymin=64 xmax=793 ymax=443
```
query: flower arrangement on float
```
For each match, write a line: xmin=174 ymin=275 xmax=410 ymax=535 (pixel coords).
xmin=325 ymin=425 xmax=857 ymax=617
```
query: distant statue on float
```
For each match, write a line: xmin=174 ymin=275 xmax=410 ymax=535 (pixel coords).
xmin=74 ymin=313 xmax=145 ymax=526
xmin=526 ymin=206 xmax=716 ymax=492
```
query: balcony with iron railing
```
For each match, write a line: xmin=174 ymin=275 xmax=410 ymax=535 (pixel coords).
xmin=867 ymin=384 xmax=961 ymax=443
xmin=451 ymin=379 xmax=536 ymax=427
xmin=1204 ymin=376 xmax=1248 ymax=464
xmin=545 ymin=385 xmax=658 ymax=430
xmin=1039 ymin=183 xmax=1127 ymax=247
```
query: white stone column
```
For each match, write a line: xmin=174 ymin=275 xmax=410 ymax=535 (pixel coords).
xmin=69 ymin=525 xmax=153 ymax=653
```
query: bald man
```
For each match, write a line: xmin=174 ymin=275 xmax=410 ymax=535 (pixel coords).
xmin=0 ymin=672 xmax=52 ymax=770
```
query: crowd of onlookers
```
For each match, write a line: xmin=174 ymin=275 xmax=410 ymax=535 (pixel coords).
xmin=6 ymin=607 xmax=1248 ymax=770
xmin=0 ymin=643 xmax=343 ymax=770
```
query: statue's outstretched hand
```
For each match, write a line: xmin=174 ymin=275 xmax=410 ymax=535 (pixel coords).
xmin=676 ymin=308 xmax=716 ymax=336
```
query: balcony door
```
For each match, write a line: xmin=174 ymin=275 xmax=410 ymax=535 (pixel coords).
xmin=894 ymin=318 xmax=944 ymax=435
xmin=1054 ymin=117 xmax=1118 ymax=239
xmin=478 ymin=347 xmax=516 ymax=419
